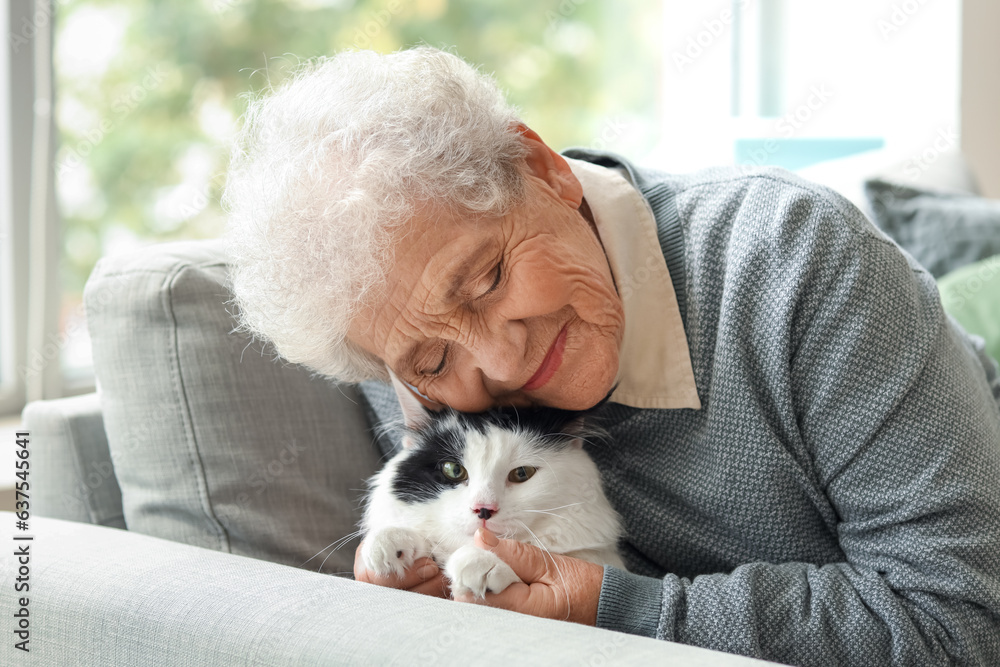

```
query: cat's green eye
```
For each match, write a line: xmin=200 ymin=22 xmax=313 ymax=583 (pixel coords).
xmin=442 ymin=461 xmax=468 ymax=482
xmin=508 ymin=466 xmax=537 ymax=483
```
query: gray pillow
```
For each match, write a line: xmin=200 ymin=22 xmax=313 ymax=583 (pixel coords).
xmin=85 ymin=239 xmax=382 ymax=575
xmin=864 ymin=179 xmax=1000 ymax=278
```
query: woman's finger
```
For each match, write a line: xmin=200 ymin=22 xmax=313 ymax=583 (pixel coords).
xmin=408 ymin=571 xmax=452 ymax=598
xmin=473 ymin=528 xmax=550 ymax=583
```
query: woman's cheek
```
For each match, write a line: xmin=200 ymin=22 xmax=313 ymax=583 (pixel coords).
xmin=562 ymin=266 xmax=623 ymax=328
xmin=438 ymin=369 xmax=494 ymax=412
xmin=582 ymin=292 xmax=625 ymax=330
xmin=504 ymin=262 xmax=574 ymax=317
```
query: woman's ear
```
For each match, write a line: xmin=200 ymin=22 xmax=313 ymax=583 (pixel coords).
xmin=515 ymin=124 xmax=583 ymax=208
xmin=387 ymin=366 xmax=432 ymax=448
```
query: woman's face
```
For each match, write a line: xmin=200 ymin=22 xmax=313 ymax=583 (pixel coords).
xmin=348 ymin=132 xmax=624 ymax=412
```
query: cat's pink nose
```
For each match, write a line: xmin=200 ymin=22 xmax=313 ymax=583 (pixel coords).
xmin=473 ymin=505 xmax=498 ymax=520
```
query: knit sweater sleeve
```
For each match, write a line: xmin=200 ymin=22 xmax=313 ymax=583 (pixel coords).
xmin=595 ymin=177 xmax=1000 ymax=665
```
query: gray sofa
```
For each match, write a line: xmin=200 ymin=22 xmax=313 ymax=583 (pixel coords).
xmin=2 ymin=240 xmax=774 ymax=666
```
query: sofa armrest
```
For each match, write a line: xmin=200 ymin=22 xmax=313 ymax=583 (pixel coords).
xmin=21 ymin=393 xmax=124 ymax=528
xmin=0 ymin=514 xmax=776 ymax=666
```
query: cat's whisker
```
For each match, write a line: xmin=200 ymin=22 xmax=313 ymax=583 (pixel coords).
xmin=529 ymin=501 xmax=585 ymax=512
xmin=301 ymin=550 xmax=332 ymax=569
xmin=328 ymin=529 xmax=365 ymax=552
xmin=301 ymin=529 xmax=364 ymax=570
xmin=301 ymin=540 xmax=347 ymax=568
xmin=318 ymin=544 xmax=344 ymax=573
xmin=427 ymin=534 xmax=450 ymax=562
xmin=522 ymin=498 xmax=590 ymax=521
xmin=516 ymin=519 xmax=571 ymax=619
xmin=515 ymin=519 xmax=548 ymax=557
xmin=548 ymin=430 xmax=609 ymax=449
xmin=523 ymin=509 xmax=569 ymax=520
xmin=531 ymin=452 xmax=563 ymax=488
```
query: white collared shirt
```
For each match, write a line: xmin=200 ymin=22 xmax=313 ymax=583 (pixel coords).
xmin=565 ymin=157 xmax=701 ymax=410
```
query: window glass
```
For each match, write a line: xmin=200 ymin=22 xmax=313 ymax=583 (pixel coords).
xmin=657 ymin=0 xmax=960 ymax=171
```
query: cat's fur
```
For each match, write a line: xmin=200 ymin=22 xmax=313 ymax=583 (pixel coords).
xmin=360 ymin=371 xmax=625 ymax=599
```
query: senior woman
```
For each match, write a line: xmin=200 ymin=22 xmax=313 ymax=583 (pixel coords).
xmin=224 ymin=47 xmax=1000 ymax=665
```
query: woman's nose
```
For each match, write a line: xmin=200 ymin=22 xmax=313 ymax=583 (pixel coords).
xmin=469 ymin=320 xmax=527 ymax=383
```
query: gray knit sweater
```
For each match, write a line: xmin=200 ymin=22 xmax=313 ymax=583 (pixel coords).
xmin=360 ymin=150 xmax=1000 ymax=666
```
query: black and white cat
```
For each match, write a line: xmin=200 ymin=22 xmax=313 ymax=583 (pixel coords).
xmin=360 ymin=371 xmax=625 ymax=599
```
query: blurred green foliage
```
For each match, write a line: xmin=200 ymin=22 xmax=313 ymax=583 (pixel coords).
xmin=55 ymin=0 xmax=661 ymax=296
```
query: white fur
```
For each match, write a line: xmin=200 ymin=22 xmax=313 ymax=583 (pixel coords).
xmin=361 ymin=417 xmax=625 ymax=598
xmin=444 ymin=545 xmax=520 ymax=598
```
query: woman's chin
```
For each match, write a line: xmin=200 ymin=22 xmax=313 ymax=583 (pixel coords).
xmin=546 ymin=360 xmax=619 ymax=410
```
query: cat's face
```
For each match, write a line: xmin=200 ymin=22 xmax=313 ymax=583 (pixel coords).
xmin=389 ymin=410 xmax=592 ymax=541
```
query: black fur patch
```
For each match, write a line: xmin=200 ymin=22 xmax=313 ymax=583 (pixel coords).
xmin=391 ymin=415 xmax=468 ymax=503
xmin=462 ymin=387 xmax=615 ymax=447
xmin=390 ymin=394 xmax=613 ymax=504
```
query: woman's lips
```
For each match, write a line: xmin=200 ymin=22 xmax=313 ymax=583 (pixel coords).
xmin=522 ymin=323 xmax=568 ymax=392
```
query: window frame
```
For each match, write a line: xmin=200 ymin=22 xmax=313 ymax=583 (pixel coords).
xmin=0 ymin=2 xmax=27 ymax=417
xmin=1 ymin=0 xmax=71 ymax=418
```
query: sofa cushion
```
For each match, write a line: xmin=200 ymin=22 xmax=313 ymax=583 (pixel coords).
xmin=22 ymin=392 xmax=125 ymax=528
xmin=84 ymin=239 xmax=382 ymax=574
xmin=796 ymin=147 xmax=979 ymax=219
xmin=864 ymin=180 xmax=1000 ymax=278
xmin=938 ymin=254 xmax=1000 ymax=367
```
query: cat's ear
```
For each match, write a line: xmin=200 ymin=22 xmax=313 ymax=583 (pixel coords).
xmin=560 ymin=385 xmax=615 ymax=449
xmin=563 ymin=416 xmax=587 ymax=449
xmin=387 ymin=366 xmax=431 ymax=446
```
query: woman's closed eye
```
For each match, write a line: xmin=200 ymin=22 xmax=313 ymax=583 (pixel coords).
xmin=419 ymin=260 xmax=504 ymax=377
xmin=480 ymin=260 xmax=503 ymax=298
xmin=422 ymin=343 xmax=449 ymax=377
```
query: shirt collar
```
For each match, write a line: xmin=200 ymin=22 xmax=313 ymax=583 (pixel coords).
xmin=565 ymin=156 xmax=701 ymax=410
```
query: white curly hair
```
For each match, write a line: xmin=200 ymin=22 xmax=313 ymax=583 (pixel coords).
xmin=223 ymin=47 xmax=528 ymax=382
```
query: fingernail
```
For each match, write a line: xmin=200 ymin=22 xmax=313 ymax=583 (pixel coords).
xmin=477 ymin=528 xmax=499 ymax=547
xmin=417 ymin=563 xmax=438 ymax=579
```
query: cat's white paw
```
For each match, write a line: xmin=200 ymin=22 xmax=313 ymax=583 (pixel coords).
xmin=361 ymin=526 xmax=429 ymax=578
xmin=445 ymin=545 xmax=521 ymax=599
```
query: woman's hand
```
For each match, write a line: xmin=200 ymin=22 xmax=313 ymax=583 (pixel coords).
xmin=453 ymin=528 xmax=605 ymax=626
xmin=353 ymin=541 xmax=451 ymax=598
